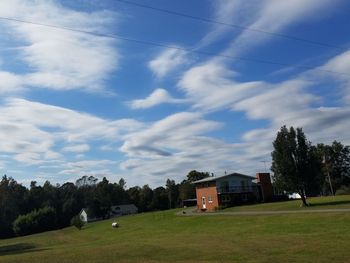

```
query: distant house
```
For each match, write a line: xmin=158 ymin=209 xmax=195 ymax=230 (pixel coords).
xmin=193 ymin=172 xmax=273 ymax=211
xmin=110 ymin=204 xmax=138 ymax=217
xmin=79 ymin=204 xmax=138 ymax=223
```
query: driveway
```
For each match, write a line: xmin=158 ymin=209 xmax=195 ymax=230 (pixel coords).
xmin=177 ymin=208 xmax=350 ymax=216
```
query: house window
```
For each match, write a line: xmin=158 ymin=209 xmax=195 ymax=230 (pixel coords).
xmin=208 ymin=196 xmax=213 ymax=203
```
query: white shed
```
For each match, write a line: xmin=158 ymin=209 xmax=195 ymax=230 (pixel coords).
xmin=79 ymin=208 xmax=88 ymax=223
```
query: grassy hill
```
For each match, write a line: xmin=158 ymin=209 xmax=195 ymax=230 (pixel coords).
xmin=223 ymin=195 xmax=350 ymax=212
xmin=1 ymin=196 xmax=350 ymax=263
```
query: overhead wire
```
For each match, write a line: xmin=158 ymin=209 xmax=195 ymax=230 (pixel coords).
xmin=0 ymin=16 xmax=349 ymax=78
xmin=113 ymin=0 xmax=347 ymax=51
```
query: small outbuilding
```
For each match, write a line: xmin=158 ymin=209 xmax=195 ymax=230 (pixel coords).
xmin=79 ymin=208 xmax=89 ymax=223
xmin=110 ymin=204 xmax=138 ymax=217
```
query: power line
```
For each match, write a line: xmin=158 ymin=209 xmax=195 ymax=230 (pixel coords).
xmin=114 ymin=0 xmax=346 ymax=51
xmin=0 ymin=16 xmax=349 ymax=78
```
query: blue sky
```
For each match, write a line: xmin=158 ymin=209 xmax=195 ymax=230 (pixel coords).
xmin=0 ymin=0 xmax=350 ymax=187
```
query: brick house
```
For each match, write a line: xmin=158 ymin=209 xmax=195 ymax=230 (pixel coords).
xmin=194 ymin=172 xmax=273 ymax=211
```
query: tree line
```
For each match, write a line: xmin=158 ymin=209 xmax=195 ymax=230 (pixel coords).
xmin=1 ymin=126 xmax=349 ymax=237
xmin=271 ymin=126 xmax=350 ymax=206
xmin=0 ymin=170 xmax=209 ymax=238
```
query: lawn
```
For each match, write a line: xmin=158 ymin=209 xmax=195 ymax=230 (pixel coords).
xmin=222 ymin=194 xmax=350 ymax=212
xmin=0 ymin=196 xmax=350 ymax=263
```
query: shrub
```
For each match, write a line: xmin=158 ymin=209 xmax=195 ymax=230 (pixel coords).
xmin=335 ymin=185 xmax=350 ymax=196
xmin=71 ymin=215 xmax=85 ymax=230
xmin=13 ymin=206 xmax=56 ymax=236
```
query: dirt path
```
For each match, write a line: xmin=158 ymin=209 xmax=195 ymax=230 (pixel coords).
xmin=177 ymin=208 xmax=350 ymax=216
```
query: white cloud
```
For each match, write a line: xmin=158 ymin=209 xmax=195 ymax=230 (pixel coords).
xmin=174 ymin=44 xmax=350 ymax=182
xmin=315 ymin=50 xmax=350 ymax=103
xmin=233 ymin=79 xmax=318 ymax=122
xmin=62 ymin=144 xmax=90 ymax=153
xmin=196 ymin=0 xmax=259 ymax=49
xmin=178 ymin=61 xmax=262 ymax=111
xmin=222 ymin=0 xmax=337 ymax=57
xmin=0 ymin=98 xmax=143 ymax=165
xmin=0 ymin=0 xmax=119 ymax=93
xmin=148 ymin=49 xmax=188 ymax=78
xmin=58 ymin=159 xmax=118 ymax=180
xmin=0 ymin=71 xmax=23 ymax=94
xmin=118 ymin=111 xmax=254 ymax=185
xmin=128 ymin=88 xmax=187 ymax=109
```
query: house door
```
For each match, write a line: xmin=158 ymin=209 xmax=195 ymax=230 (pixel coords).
xmin=202 ymin=196 xmax=206 ymax=209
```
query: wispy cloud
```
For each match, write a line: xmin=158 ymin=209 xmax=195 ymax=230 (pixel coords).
xmin=0 ymin=98 xmax=143 ymax=165
xmin=128 ymin=88 xmax=187 ymax=109
xmin=222 ymin=0 xmax=337 ymax=57
xmin=148 ymin=49 xmax=188 ymax=79
xmin=0 ymin=0 xmax=119 ymax=93
xmin=62 ymin=144 xmax=90 ymax=153
xmin=178 ymin=61 xmax=261 ymax=111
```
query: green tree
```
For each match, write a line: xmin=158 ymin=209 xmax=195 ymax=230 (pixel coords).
xmin=150 ymin=187 xmax=168 ymax=210
xmin=186 ymin=170 xmax=210 ymax=182
xmin=271 ymin=126 xmax=319 ymax=206
xmin=118 ymin=178 xmax=126 ymax=189
xmin=70 ymin=215 xmax=85 ymax=230
xmin=165 ymin=179 xmax=179 ymax=209
xmin=317 ymin=141 xmax=350 ymax=194
xmin=178 ymin=180 xmax=195 ymax=202
xmin=0 ymin=175 xmax=27 ymax=237
xmin=139 ymin=185 xmax=153 ymax=212
xmin=13 ymin=206 xmax=56 ymax=236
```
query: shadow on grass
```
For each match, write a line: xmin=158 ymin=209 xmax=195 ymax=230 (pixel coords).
xmin=310 ymin=200 xmax=350 ymax=207
xmin=0 ymin=243 xmax=47 ymax=256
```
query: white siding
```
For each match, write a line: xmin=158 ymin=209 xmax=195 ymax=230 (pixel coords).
xmin=79 ymin=210 xmax=88 ymax=223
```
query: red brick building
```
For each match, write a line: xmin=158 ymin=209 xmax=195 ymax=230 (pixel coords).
xmin=194 ymin=172 xmax=273 ymax=211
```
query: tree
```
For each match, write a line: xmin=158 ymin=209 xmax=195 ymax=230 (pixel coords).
xmin=139 ymin=185 xmax=153 ymax=212
xmin=271 ymin=126 xmax=319 ymax=206
xmin=75 ymin=175 xmax=98 ymax=188
xmin=71 ymin=215 xmax=85 ymax=230
xmin=118 ymin=178 xmax=126 ymax=189
xmin=127 ymin=186 xmax=141 ymax=210
xmin=178 ymin=180 xmax=195 ymax=203
xmin=317 ymin=141 xmax=350 ymax=194
xmin=165 ymin=179 xmax=178 ymax=209
xmin=0 ymin=175 xmax=27 ymax=237
xmin=186 ymin=170 xmax=210 ymax=182
xmin=13 ymin=206 xmax=56 ymax=236
xmin=150 ymin=187 xmax=168 ymax=210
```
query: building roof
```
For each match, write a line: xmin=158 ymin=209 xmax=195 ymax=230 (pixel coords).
xmin=79 ymin=208 xmax=87 ymax=214
xmin=193 ymin=173 xmax=255 ymax=184
xmin=111 ymin=204 xmax=138 ymax=210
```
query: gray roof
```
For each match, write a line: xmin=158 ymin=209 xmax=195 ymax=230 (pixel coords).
xmin=193 ymin=173 xmax=255 ymax=184
xmin=111 ymin=204 xmax=138 ymax=210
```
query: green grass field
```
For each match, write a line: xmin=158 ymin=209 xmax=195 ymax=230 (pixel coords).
xmin=1 ymin=195 xmax=350 ymax=263
xmin=223 ymin=195 xmax=350 ymax=212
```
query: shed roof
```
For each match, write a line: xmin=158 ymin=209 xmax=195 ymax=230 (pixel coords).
xmin=79 ymin=208 xmax=87 ymax=214
xmin=193 ymin=173 xmax=255 ymax=184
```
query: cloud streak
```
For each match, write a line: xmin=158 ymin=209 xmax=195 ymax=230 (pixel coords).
xmin=128 ymin=88 xmax=187 ymax=109
xmin=0 ymin=0 xmax=119 ymax=93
